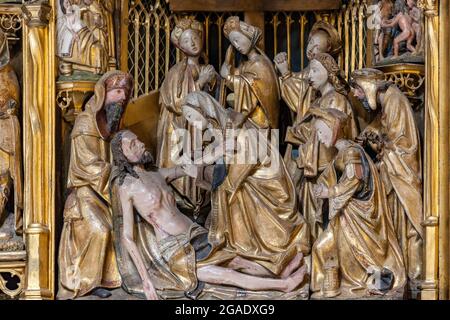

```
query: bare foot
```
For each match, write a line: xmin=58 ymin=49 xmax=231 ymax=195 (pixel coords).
xmin=282 ymin=264 xmax=307 ymax=293
xmin=281 ymin=252 xmax=304 ymax=279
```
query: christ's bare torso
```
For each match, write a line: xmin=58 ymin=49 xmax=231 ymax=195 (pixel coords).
xmin=121 ymin=167 xmax=193 ymax=242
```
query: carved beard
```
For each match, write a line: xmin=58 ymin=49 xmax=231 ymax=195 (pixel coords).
xmin=105 ymin=102 xmax=124 ymax=134
xmin=137 ymin=150 xmax=154 ymax=166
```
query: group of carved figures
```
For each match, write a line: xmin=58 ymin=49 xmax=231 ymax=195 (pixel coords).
xmin=55 ymin=16 xmax=424 ymax=300
xmin=375 ymin=0 xmax=424 ymax=62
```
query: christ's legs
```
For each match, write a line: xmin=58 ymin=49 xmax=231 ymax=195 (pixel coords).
xmin=197 ymin=264 xmax=307 ymax=293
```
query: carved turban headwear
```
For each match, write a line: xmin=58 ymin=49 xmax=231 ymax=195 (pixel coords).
xmin=350 ymin=68 xmax=387 ymax=111
xmin=223 ymin=16 xmax=262 ymax=49
xmin=85 ymin=70 xmax=134 ymax=119
xmin=309 ymin=21 xmax=342 ymax=57
xmin=170 ymin=17 xmax=203 ymax=49
xmin=104 ymin=72 xmax=134 ymax=94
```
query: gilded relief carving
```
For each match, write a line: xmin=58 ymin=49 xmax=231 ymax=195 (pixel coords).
xmin=0 ymin=0 xmax=447 ymax=301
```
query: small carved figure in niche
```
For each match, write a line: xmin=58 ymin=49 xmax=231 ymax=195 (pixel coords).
xmin=57 ymin=71 xmax=134 ymax=300
xmin=381 ymin=0 xmax=416 ymax=57
xmin=110 ymin=130 xmax=307 ymax=300
xmin=56 ymin=0 xmax=108 ymax=76
xmin=157 ymin=17 xmax=217 ymax=221
xmin=0 ymin=30 xmax=23 ymax=251
xmin=375 ymin=0 xmax=394 ymax=61
xmin=309 ymin=108 xmax=406 ymax=299
xmin=407 ymin=0 xmax=424 ymax=55
xmin=221 ymin=16 xmax=280 ymax=129
xmin=80 ymin=0 xmax=116 ymax=67
xmin=350 ymin=68 xmax=422 ymax=296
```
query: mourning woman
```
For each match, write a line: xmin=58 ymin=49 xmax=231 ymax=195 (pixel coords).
xmin=309 ymin=108 xmax=405 ymax=298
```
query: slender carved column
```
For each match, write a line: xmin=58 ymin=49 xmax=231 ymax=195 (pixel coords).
xmin=21 ymin=0 xmax=55 ymax=299
xmin=438 ymin=0 xmax=449 ymax=300
xmin=420 ymin=0 xmax=441 ymax=300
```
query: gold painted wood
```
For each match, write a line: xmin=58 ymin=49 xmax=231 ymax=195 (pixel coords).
xmin=420 ymin=0 xmax=440 ymax=300
xmin=170 ymin=0 xmax=342 ymax=12
xmin=375 ymin=63 xmax=425 ymax=98
xmin=0 ymin=1 xmax=25 ymax=300
xmin=437 ymin=0 xmax=449 ymax=301
xmin=122 ymin=90 xmax=160 ymax=159
xmin=21 ymin=0 xmax=55 ymax=300
xmin=119 ymin=0 xmax=129 ymax=72
xmin=0 ymin=251 xmax=26 ymax=298
xmin=56 ymin=80 xmax=96 ymax=124
xmin=244 ymin=11 xmax=265 ymax=49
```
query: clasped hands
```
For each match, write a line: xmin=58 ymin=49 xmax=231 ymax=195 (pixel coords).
xmin=356 ymin=131 xmax=393 ymax=159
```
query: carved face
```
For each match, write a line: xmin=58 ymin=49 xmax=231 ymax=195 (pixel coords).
xmin=182 ymin=105 xmax=208 ymax=130
xmin=351 ymin=84 xmax=375 ymax=111
xmin=307 ymin=30 xmax=330 ymax=59
xmin=179 ymin=29 xmax=203 ymax=57
xmin=228 ymin=30 xmax=252 ymax=55
xmin=406 ymin=0 xmax=416 ymax=8
xmin=105 ymin=88 xmax=127 ymax=106
xmin=315 ymin=119 xmax=334 ymax=148
xmin=308 ymin=60 xmax=329 ymax=91
xmin=121 ymin=131 xmax=147 ymax=164
xmin=103 ymin=88 xmax=130 ymax=134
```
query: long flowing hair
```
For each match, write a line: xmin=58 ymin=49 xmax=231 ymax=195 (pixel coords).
xmin=110 ymin=130 xmax=157 ymax=186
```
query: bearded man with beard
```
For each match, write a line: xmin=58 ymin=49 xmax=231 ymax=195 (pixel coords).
xmin=109 ymin=130 xmax=307 ymax=300
xmin=350 ymin=68 xmax=422 ymax=298
xmin=58 ymin=71 xmax=133 ymax=299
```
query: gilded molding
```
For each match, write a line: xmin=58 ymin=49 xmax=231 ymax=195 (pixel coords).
xmin=21 ymin=2 xmax=51 ymax=27
xmin=20 ymin=0 xmax=56 ymax=300
xmin=418 ymin=0 xmax=438 ymax=17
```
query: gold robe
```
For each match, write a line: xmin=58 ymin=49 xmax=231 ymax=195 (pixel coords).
xmin=203 ymin=120 xmax=310 ymax=276
xmin=157 ymin=59 xmax=216 ymax=212
xmin=311 ymin=142 xmax=406 ymax=298
xmin=0 ymin=114 xmax=22 ymax=232
xmin=279 ymin=69 xmax=314 ymax=121
xmin=62 ymin=26 xmax=108 ymax=75
xmin=0 ymin=62 xmax=22 ymax=233
xmin=226 ymin=50 xmax=280 ymax=129
xmin=58 ymin=76 xmax=121 ymax=299
xmin=81 ymin=0 xmax=115 ymax=64
xmin=285 ymin=90 xmax=358 ymax=241
xmin=363 ymin=85 xmax=423 ymax=286
xmin=279 ymin=69 xmax=314 ymax=177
